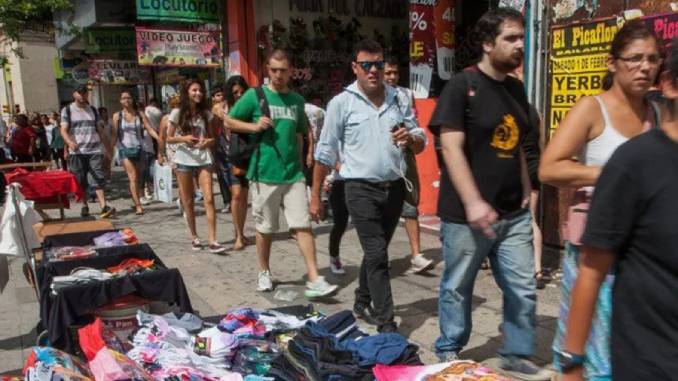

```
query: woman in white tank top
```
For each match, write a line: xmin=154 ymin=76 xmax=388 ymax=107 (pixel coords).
xmin=539 ymin=21 xmax=662 ymax=381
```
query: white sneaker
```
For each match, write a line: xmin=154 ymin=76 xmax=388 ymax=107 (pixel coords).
xmin=304 ymin=276 xmax=338 ymax=298
xmin=257 ymin=270 xmax=274 ymax=292
xmin=140 ymin=196 xmax=152 ymax=205
xmin=407 ymin=254 xmax=433 ymax=274
xmin=330 ymin=257 xmax=346 ymax=275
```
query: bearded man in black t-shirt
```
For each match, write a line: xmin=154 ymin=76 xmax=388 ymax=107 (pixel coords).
xmin=429 ymin=8 xmax=552 ymax=381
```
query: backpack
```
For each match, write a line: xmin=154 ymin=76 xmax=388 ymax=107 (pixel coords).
xmin=228 ymin=87 xmax=270 ymax=171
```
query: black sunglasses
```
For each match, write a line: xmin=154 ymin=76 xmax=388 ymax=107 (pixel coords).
xmin=356 ymin=60 xmax=385 ymax=71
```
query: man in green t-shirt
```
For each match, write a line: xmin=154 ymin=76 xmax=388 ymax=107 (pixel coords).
xmin=227 ymin=49 xmax=337 ymax=299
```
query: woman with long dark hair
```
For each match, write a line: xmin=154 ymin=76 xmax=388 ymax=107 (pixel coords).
xmin=167 ymin=80 xmax=226 ymax=254
xmin=221 ymin=75 xmax=251 ymax=250
xmin=111 ymin=91 xmax=158 ymax=215
xmin=540 ymin=20 xmax=662 ymax=381
xmin=10 ymin=114 xmax=35 ymax=163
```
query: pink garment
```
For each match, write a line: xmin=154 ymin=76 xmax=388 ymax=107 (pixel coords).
xmin=373 ymin=361 xmax=512 ymax=381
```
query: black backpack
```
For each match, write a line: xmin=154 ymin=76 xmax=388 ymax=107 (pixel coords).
xmin=228 ymin=87 xmax=270 ymax=169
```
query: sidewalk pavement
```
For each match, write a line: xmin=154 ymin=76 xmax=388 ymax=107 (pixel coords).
xmin=0 ymin=170 xmax=561 ymax=372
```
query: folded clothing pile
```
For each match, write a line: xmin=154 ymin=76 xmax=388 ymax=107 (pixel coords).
xmin=219 ymin=308 xmax=266 ymax=339
xmin=45 ymin=229 xmax=140 ymax=262
xmin=46 ymin=246 xmax=97 ymax=262
xmin=50 ymin=258 xmax=158 ymax=294
xmin=93 ymin=229 xmax=138 ymax=248
xmin=268 ymin=310 xmax=421 ymax=381
xmin=127 ymin=312 xmax=243 ymax=381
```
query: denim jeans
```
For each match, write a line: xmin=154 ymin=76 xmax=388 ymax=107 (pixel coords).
xmin=344 ymin=179 xmax=404 ymax=330
xmin=435 ymin=209 xmax=536 ymax=359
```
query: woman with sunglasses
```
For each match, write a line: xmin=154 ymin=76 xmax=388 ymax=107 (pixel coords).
xmin=539 ymin=20 xmax=662 ymax=381
xmin=111 ymin=91 xmax=158 ymax=215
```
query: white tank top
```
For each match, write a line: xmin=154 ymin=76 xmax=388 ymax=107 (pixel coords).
xmin=580 ymin=96 xmax=630 ymax=167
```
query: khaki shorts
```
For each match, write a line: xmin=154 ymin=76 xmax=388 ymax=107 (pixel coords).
xmin=251 ymin=180 xmax=311 ymax=234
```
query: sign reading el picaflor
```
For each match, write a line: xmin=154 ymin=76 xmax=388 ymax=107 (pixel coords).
xmin=135 ymin=27 xmax=222 ymax=67
xmin=135 ymin=0 xmax=220 ymax=23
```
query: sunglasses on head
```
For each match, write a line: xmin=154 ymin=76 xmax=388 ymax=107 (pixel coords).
xmin=356 ymin=60 xmax=385 ymax=71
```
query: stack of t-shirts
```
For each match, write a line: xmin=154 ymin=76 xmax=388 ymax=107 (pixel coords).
xmin=93 ymin=228 xmax=139 ymax=248
xmin=127 ymin=312 xmax=244 ymax=381
xmin=46 ymin=246 xmax=97 ymax=261
xmin=267 ymin=310 xmax=421 ymax=381
xmin=49 ymin=258 xmax=158 ymax=295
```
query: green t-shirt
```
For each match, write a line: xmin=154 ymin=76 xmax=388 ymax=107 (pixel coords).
xmin=228 ymin=87 xmax=308 ymax=184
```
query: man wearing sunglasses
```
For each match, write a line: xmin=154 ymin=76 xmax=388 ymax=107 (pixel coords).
xmin=311 ymin=39 xmax=426 ymax=333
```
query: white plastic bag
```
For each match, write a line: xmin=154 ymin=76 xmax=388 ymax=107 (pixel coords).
xmin=153 ymin=162 xmax=173 ymax=203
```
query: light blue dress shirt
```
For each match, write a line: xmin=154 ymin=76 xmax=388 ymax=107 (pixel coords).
xmin=315 ymin=81 xmax=426 ymax=182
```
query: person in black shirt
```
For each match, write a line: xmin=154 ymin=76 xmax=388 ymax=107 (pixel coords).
xmin=561 ymin=39 xmax=678 ymax=381
xmin=429 ymin=8 xmax=551 ymax=380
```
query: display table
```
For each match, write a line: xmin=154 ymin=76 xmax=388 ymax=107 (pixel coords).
xmin=36 ymin=244 xmax=193 ymax=353
xmin=4 ymin=169 xmax=83 ymax=220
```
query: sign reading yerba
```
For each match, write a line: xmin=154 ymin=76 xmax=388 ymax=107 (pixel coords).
xmin=136 ymin=0 xmax=219 ymax=23
xmin=88 ymin=60 xmax=152 ymax=84
xmin=136 ymin=27 xmax=221 ymax=67
xmin=85 ymin=28 xmax=136 ymax=54
xmin=547 ymin=18 xmax=618 ymax=137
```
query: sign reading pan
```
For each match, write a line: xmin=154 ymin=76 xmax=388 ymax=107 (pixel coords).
xmin=136 ymin=0 xmax=220 ymax=23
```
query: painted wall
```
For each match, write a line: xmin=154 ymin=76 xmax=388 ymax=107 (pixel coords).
xmin=0 ymin=33 xmax=60 ymax=116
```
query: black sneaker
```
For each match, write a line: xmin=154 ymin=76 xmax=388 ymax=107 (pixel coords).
xmin=353 ymin=304 xmax=379 ymax=326
xmin=80 ymin=206 xmax=90 ymax=217
xmin=100 ymin=205 xmax=115 ymax=218
xmin=378 ymin=323 xmax=398 ymax=333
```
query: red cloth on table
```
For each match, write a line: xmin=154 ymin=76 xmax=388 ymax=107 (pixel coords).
xmin=4 ymin=169 xmax=84 ymax=202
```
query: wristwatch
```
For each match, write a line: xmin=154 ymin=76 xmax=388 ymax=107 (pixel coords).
xmin=554 ymin=350 xmax=586 ymax=372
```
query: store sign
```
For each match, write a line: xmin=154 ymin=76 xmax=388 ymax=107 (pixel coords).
xmin=289 ymin=0 xmax=407 ymax=18
xmin=547 ymin=18 xmax=617 ymax=136
xmin=434 ymin=0 xmax=454 ymax=80
xmin=135 ymin=27 xmax=222 ymax=67
xmin=645 ymin=12 xmax=678 ymax=49
xmin=136 ymin=0 xmax=219 ymax=23
xmin=85 ymin=28 xmax=136 ymax=54
xmin=409 ymin=0 xmax=436 ymax=99
xmin=88 ymin=60 xmax=152 ymax=84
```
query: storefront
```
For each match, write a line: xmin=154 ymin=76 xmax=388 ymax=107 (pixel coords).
xmin=54 ymin=0 xmax=226 ymax=113
xmin=224 ymin=0 xmax=514 ymax=215
xmin=541 ymin=0 xmax=677 ymax=247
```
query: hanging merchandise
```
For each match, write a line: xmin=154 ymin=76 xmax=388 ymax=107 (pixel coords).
xmin=434 ymin=0 xmax=455 ymax=80
xmin=409 ymin=1 xmax=436 ymax=98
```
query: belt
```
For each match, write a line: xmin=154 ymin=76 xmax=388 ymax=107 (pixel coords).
xmin=346 ymin=178 xmax=403 ymax=189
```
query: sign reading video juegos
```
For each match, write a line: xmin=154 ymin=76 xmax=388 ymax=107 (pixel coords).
xmin=135 ymin=27 xmax=222 ymax=67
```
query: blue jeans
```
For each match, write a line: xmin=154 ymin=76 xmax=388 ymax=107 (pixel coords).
xmin=435 ymin=209 xmax=536 ymax=359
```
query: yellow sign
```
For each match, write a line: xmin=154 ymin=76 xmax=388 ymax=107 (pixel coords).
xmin=547 ymin=18 xmax=618 ymax=137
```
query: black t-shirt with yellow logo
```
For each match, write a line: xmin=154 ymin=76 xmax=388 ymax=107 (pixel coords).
xmin=429 ymin=66 xmax=531 ymax=224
